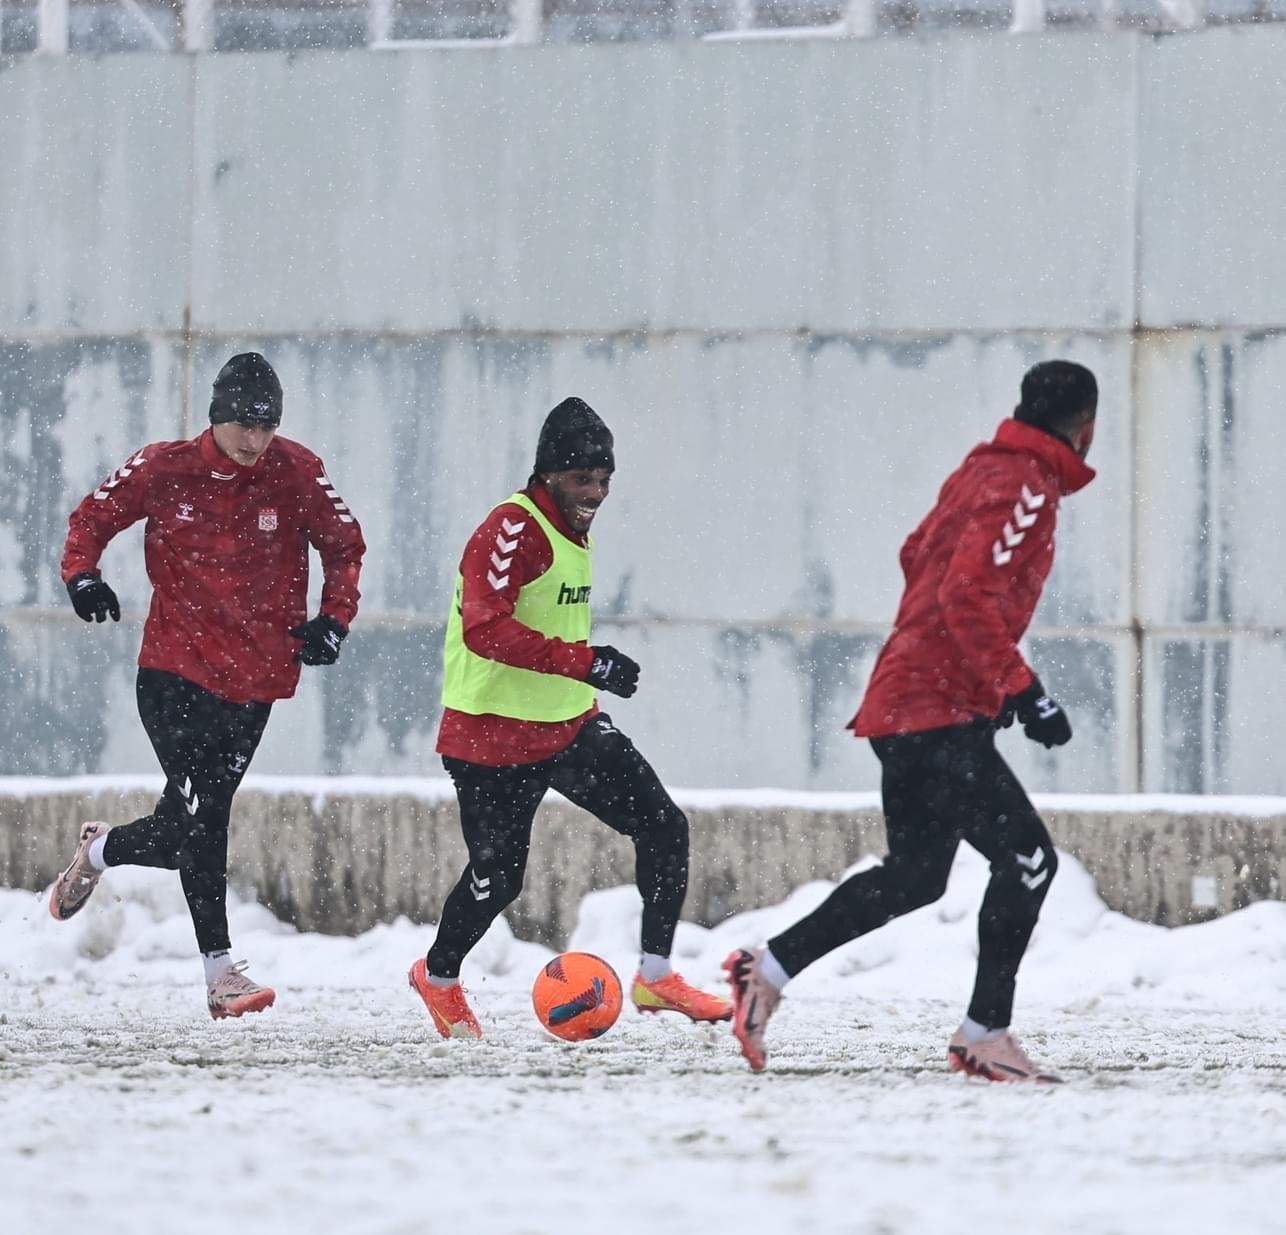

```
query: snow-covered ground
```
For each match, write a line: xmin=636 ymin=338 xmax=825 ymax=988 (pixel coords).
xmin=4 ymin=845 xmax=1286 ymax=1235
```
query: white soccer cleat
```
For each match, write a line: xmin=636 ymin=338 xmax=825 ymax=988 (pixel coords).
xmin=207 ymin=961 xmax=276 ymax=1021
xmin=723 ymin=948 xmax=783 ymax=1072
xmin=948 ymin=1027 xmax=1061 ymax=1083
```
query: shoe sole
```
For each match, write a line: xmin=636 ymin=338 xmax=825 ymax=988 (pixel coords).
xmin=633 ymin=1002 xmax=733 ymax=1023
xmin=47 ymin=874 xmax=99 ymax=922
xmin=209 ymin=989 xmax=276 ymax=1021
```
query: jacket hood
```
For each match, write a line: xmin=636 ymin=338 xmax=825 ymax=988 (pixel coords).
xmin=992 ymin=418 xmax=1095 ymax=496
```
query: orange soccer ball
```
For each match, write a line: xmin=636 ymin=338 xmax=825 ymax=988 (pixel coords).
xmin=532 ymin=952 xmax=623 ymax=1041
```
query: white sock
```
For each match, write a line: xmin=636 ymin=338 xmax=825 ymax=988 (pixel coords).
xmin=759 ymin=947 xmax=791 ymax=992
xmin=960 ymin=1015 xmax=1004 ymax=1043
xmin=202 ymin=950 xmax=233 ymax=985
xmin=637 ymin=953 xmax=672 ymax=982
xmin=87 ymin=835 xmax=110 ymax=872
xmin=426 ymin=973 xmax=459 ymax=988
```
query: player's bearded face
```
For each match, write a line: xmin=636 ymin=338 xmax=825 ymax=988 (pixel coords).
xmin=1070 ymin=416 xmax=1096 ymax=460
xmin=542 ymin=468 xmax=612 ymax=535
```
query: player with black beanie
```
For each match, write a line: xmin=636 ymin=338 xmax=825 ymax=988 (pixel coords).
xmin=50 ymin=352 xmax=365 ymax=1019
xmin=725 ymin=360 xmax=1099 ymax=1081
xmin=409 ymin=396 xmax=731 ymax=1038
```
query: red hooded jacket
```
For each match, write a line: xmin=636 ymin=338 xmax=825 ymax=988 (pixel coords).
xmin=851 ymin=418 xmax=1095 ymax=738
xmin=61 ymin=430 xmax=365 ymax=705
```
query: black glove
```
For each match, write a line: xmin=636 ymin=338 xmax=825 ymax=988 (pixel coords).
xmin=585 ymin=645 xmax=640 ymax=699
xmin=66 ymin=572 xmax=120 ymax=623
xmin=290 ymin=614 xmax=347 ymax=666
xmin=1002 ymin=678 xmax=1072 ymax=749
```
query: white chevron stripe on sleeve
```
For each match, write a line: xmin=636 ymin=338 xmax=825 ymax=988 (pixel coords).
xmin=316 ymin=472 xmax=356 ymax=523
xmin=1012 ymin=501 xmax=1039 ymax=530
xmin=992 ymin=484 xmax=1047 ymax=567
xmin=93 ymin=451 xmax=149 ymax=500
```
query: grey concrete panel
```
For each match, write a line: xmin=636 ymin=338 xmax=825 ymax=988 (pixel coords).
xmin=7 ymin=785 xmax=1283 ymax=939
xmin=492 ymin=329 xmax=1128 ymax=626
xmin=1142 ymin=633 xmax=1286 ymax=796
xmin=568 ymin=623 xmax=1129 ymax=794
xmin=186 ymin=38 xmax=1135 ymax=334
xmin=0 ymin=57 xmax=192 ymax=334
xmin=0 ymin=607 xmax=450 ymax=778
xmin=1020 ymin=632 xmax=1133 ymax=793
xmin=3 ymin=35 xmax=1283 ymax=797
xmin=1137 ymin=331 xmax=1286 ymax=626
xmin=1139 ymin=28 xmax=1286 ymax=329
xmin=800 ymin=34 xmax=1137 ymax=333
xmin=786 ymin=331 xmax=1132 ymax=629
xmin=1041 ymin=803 xmax=1286 ymax=927
xmin=0 ymin=598 xmax=1129 ymax=792
xmin=0 ymin=338 xmax=183 ymax=609
xmin=0 ymin=612 xmax=137 ymax=776
xmin=166 ymin=330 xmax=1128 ymax=626
xmin=0 ymin=329 xmax=1132 ymax=789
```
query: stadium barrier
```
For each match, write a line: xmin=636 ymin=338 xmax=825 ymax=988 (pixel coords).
xmin=2 ymin=779 xmax=1283 ymax=943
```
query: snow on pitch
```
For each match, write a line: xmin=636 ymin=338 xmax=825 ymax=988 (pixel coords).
xmin=3 ymin=844 xmax=1286 ymax=1235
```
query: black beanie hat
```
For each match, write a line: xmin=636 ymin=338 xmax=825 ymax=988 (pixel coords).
xmin=209 ymin=353 xmax=283 ymax=427
xmin=1015 ymin=360 xmax=1097 ymax=431
xmin=533 ymin=397 xmax=614 ymax=475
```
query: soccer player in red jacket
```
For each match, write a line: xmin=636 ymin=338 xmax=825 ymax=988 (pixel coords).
xmin=725 ymin=360 xmax=1098 ymax=1081
xmin=49 ymin=353 xmax=366 ymax=1020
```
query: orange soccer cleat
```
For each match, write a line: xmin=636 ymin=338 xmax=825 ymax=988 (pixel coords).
xmin=631 ymin=970 xmax=732 ymax=1023
xmin=408 ymin=958 xmax=483 ymax=1040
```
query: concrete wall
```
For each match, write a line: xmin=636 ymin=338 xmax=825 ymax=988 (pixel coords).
xmin=5 ymin=780 xmax=1283 ymax=940
xmin=2 ymin=31 xmax=1286 ymax=793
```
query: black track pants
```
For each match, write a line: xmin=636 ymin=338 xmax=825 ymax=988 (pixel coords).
xmin=768 ymin=720 xmax=1057 ymax=1028
xmin=428 ymin=713 xmax=690 ymax=980
xmin=101 ymin=669 xmax=271 ymax=955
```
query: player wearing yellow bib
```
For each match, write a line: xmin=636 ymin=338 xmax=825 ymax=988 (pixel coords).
xmin=408 ymin=397 xmax=731 ymax=1038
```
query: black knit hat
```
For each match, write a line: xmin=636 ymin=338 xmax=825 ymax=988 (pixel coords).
xmin=1015 ymin=360 xmax=1097 ymax=431
xmin=209 ymin=353 xmax=283 ymax=427
xmin=533 ymin=397 xmax=614 ymax=475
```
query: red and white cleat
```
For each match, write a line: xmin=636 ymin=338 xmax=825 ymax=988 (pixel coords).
xmin=207 ymin=961 xmax=276 ymax=1021
xmin=948 ymin=1027 xmax=1061 ymax=1083
xmin=48 ymin=822 xmax=111 ymax=922
xmin=722 ymin=948 xmax=783 ymax=1072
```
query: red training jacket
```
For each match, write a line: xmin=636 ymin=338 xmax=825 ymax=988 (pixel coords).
xmin=61 ymin=429 xmax=365 ymax=705
xmin=851 ymin=418 xmax=1095 ymax=738
xmin=436 ymin=482 xmax=598 ymax=767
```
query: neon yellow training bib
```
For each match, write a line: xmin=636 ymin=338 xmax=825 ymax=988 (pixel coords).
xmin=441 ymin=492 xmax=595 ymax=722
